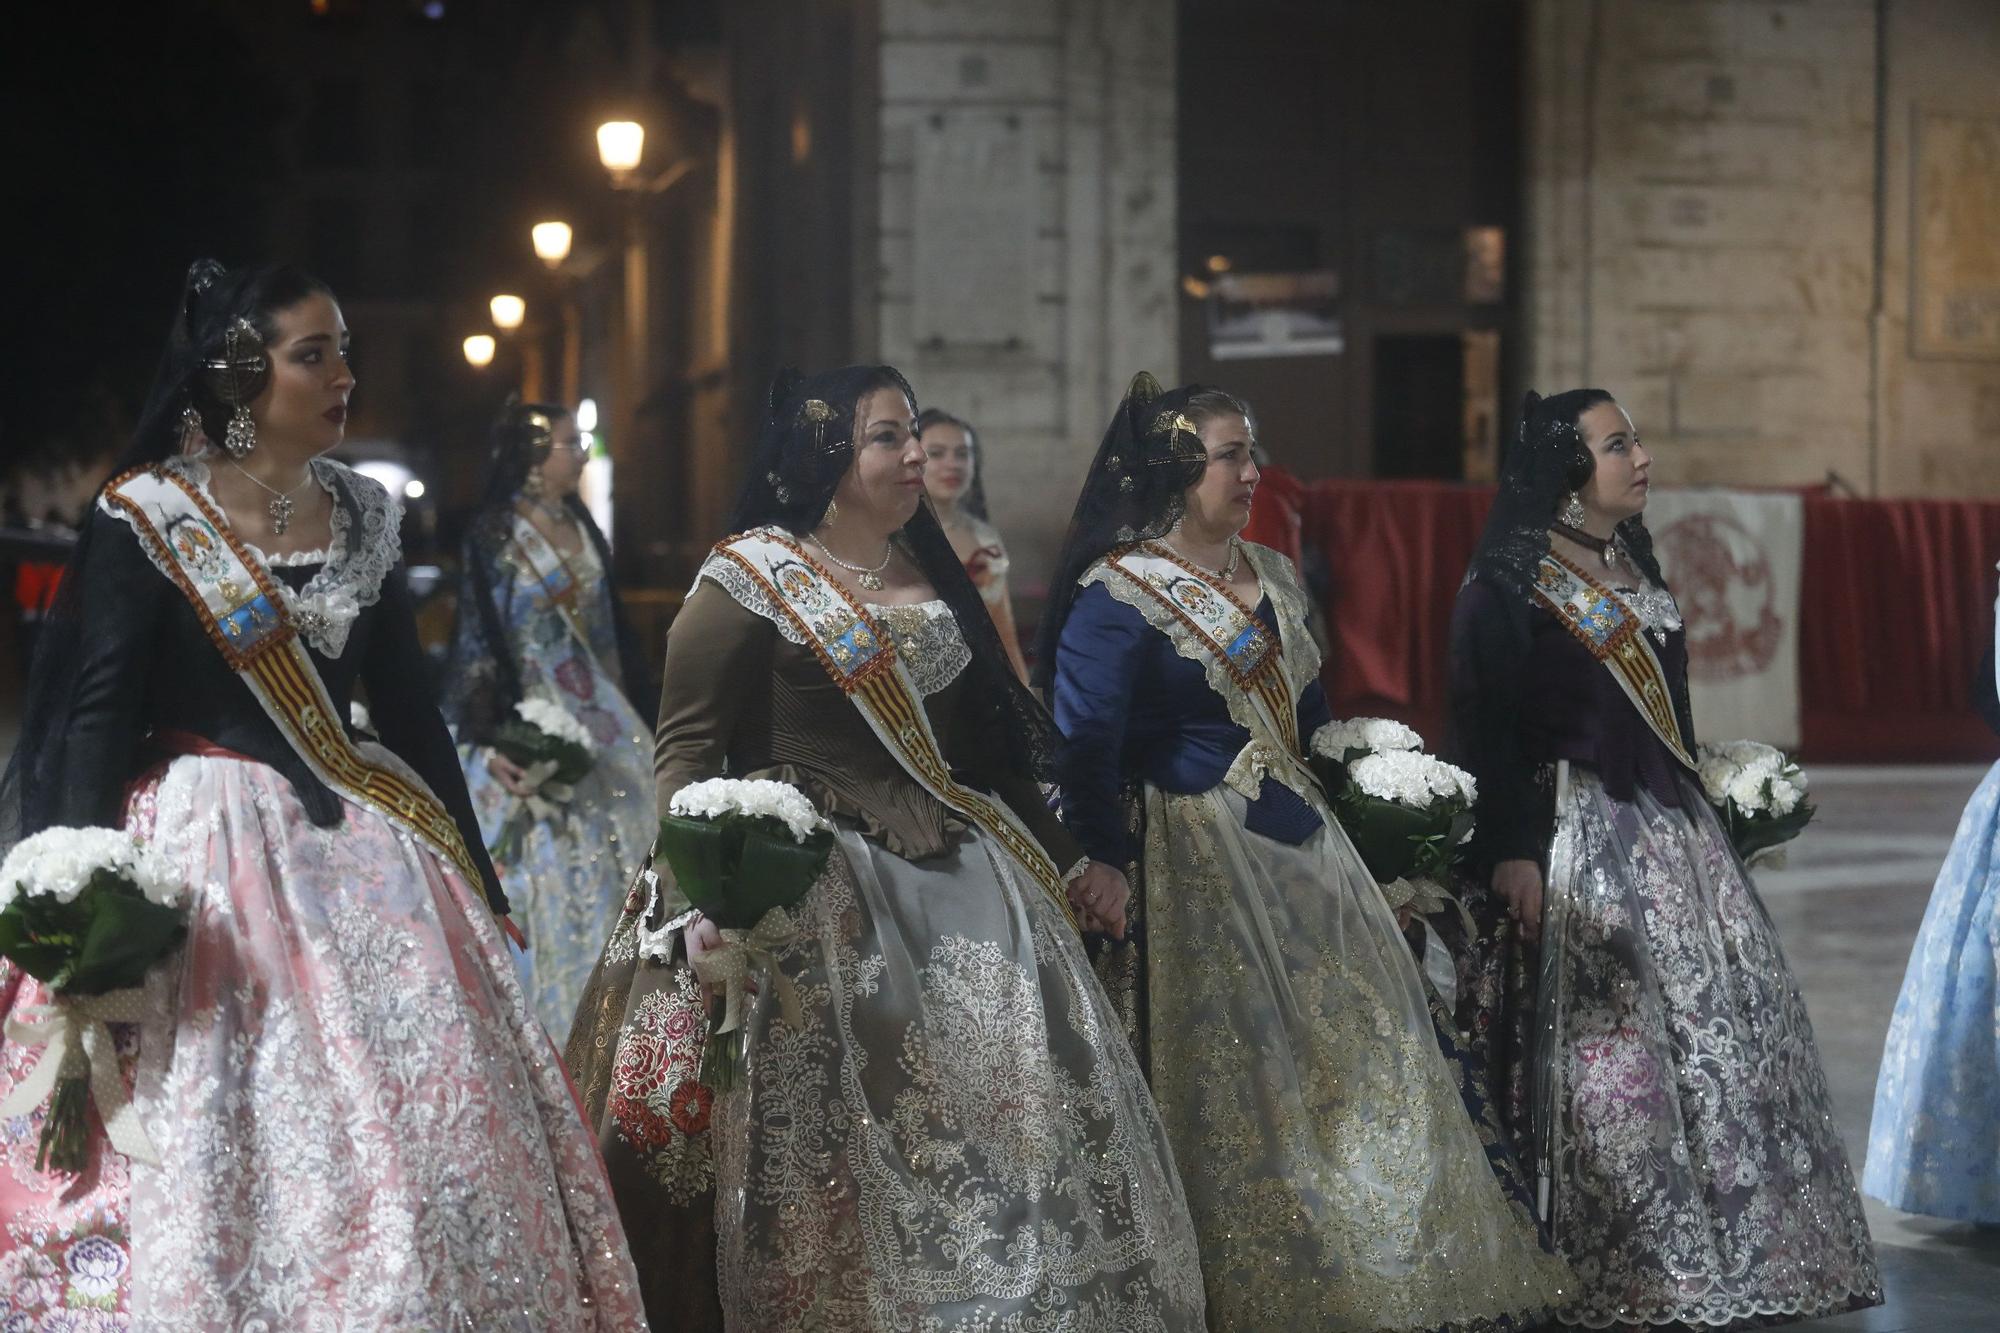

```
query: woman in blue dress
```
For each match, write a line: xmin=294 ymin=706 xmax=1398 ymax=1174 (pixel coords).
xmin=1039 ymin=373 xmax=1569 ymax=1330
xmin=1867 ymin=585 xmax=2000 ymax=1222
xmin=443 ymin=398 xmax=655 ymax=1041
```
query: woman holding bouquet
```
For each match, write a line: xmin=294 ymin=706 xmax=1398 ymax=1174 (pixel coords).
xmin=0 ymin=260 xmax=644 ymax=1327
xmin=1039 ymin=374 xmax=1568 ymax=1330
xmin=1446 ymin=388 xmax=1879 ymax=1328
xmin=565 ymin=366 xmax=1203 ymax=1331
xmin=443 ymin=396 xmax=654 ymax=1040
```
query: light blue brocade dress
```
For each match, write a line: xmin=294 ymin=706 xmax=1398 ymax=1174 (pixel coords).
xmin=1867 ymin=617 xmax=2000 ymax=1222
xmin=448 ymin=514 xmax=655 ymax=1042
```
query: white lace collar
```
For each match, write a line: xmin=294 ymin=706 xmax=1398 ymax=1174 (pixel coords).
xmin=166 ymin=453 xmax=403 ymax=658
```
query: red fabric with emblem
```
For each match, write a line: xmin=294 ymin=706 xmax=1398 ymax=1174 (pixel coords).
xmin=1296 ymin=481 xmax=2000 ymax=763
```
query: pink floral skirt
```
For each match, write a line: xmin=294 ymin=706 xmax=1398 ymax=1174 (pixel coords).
xmin=0 ymin=752 xmax=646 ymax=1330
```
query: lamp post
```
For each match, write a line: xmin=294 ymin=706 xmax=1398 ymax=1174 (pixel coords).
xmin=531 ymin=220 xmax=581 ymax=406
xmin=488 ymin=293 xmax=538 ymax=395
xmin=600 ymin=120 xmax=649 ymax=583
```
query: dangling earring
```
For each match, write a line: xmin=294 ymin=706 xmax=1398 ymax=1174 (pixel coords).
xmin=1560 ymin=492 xmax=1587 ymax=527
xmin=822 ymin=497 xmax=839 ymax=526
xmin=178 ymin=404 xmax=208 ymax=454
xmin=522 ymin=466 xmax=545 ymax=500
xmin=223 ymin=403 xmax=257 ymax=459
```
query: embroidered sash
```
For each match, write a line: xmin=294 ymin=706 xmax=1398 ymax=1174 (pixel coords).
xmin=509 ymin=514 xmax=606 ymax=670
xmin=1531 ymin=553 xmax=1697 ymax=771
xmin=1092 ymin=543 xmax=1317 ymax=801
xmin=709 ymin=529 xmax=1077 ymax=928
xmin=101 ymin=465 xmax=486 ymax=886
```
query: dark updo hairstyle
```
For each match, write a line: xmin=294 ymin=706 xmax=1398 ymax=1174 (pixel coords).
xmin=477 ymin=395 xmax=575 ymax=511
xmin=164 ymin=259 xmax=335 ymax=462
xmin=2 ymin=258 xmax=335 ymax=845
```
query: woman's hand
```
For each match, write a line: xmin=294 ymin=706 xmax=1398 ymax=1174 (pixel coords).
xmin=486 ymin=749 xmax=535 ymax=797
xmin=1492 ymin=858 xmax=1545 ymax=946
xmin=1068 ymin=861 xmax=1131 ymax=939
xmin=683 ymin=914 xmax=729 ymax=1000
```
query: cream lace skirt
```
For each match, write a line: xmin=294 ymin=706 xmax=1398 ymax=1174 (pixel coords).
xmin=1139 ymin=786 xmax=1571 ymax=1331
xmin=712 ymin=824 xmax=1207 ymax=1331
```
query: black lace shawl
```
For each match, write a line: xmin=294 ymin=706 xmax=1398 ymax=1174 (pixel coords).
xmin=1032 ymin=373 xmax=1211 ymax=693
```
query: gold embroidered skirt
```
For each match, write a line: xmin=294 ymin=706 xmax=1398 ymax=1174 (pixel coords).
xmin=1137 ymin=785 xmax=1571 ymax=1331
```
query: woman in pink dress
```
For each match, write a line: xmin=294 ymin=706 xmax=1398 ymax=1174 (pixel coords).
xmin=0 ymin=260 xmax=645 ymax=1328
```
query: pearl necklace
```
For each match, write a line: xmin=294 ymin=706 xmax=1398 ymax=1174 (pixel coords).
xmin=808 ymin=532 xmax=894 ymax=591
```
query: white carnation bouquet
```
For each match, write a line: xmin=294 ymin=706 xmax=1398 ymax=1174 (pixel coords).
xmin=1696 ymin=740 xmax=1814 ymax=867
xmin=656 ymin=778 xmax=834 ymax=1089
xmin=0 ymin=827 xmax=187 ymax=1172
xmin=1309 ymin=719 xmax=1478 ymax=911
xmin=488 ymin=696 xmax=595 ymax=864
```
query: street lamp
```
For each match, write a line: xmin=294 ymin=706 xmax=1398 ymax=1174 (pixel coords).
xmin=489 ymin=294 xmax=526 ymax=331
xmin=531 ymin=220 xmax=573 ymax=270
xmin=462 ymin=334 xmax=496 ymax=368
xmin=596 ymin=121 xmax=645 ymax=182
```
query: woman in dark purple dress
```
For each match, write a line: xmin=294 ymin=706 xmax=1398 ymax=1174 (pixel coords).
xmin=1447 ymin=389 xmax=1880 ymax=1330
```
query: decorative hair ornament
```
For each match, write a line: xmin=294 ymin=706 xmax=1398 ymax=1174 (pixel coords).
xmin=205 ymin=318 xmax=270 ymax=460
xmin=799 ymin=398 xmax=838 ymax=453
xmin=1146 ymin=408 xmax=1204 ymax=463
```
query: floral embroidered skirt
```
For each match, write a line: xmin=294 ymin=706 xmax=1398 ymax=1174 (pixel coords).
xmin=461 ymin=711 xmax=656 ymax=1045
xmin=0 ymin=752 xmax=646 ymax=1330
xmin=566 ymin=822 xmax=1207 ymax=1333
xmin=1460 ymin=766 xmax=1881 ymax=1330
xmin=1866 ymin=759 xmax=2000 ymax=1222
xmin=1127 ymin=786 xmax=1570 ymax=1331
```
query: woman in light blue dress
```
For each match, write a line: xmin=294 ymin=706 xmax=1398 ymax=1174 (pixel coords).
xmin=442 ymin=398 xmax=655 ymax=1042
xmin=1866 ymin=586 xmax=2000 ymax=1222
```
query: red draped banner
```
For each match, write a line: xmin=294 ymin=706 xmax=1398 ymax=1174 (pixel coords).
xmin=1292 ymin=480 xmax=2000 ymax=763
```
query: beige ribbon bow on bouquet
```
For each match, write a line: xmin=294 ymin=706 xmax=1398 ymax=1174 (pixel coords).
xmin=688 ymin=907 xmax=808 ymax=1040
xmin=0 ymin=988 xmax=160 ymax=1165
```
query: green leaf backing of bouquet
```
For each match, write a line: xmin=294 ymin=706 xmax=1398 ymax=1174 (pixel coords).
xmin=1725 ymin=800 xmax=1815 ymax=863
xmin=1332 ymin=790 xmax=1466 ymax=886
xmin=655 ymin=813 xmax=833 ymax=930
xmin=493 ymin=718 xmax=594 ymax=785
xmin=0 ymin=873 xmax=187 ymax=995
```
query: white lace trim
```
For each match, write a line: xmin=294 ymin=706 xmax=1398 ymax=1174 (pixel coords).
xmin=696 ymin=537 xmax=809 ymax=646
xmin=867 ymin=599 xmax=970 ymax=696
xmin=161 ymin=454 xmax=403 ymax=658
xmin=1081 ymin=541 xmax=1321 ymax=799
xmin=699 ymin=538 xmax=974 ymax=696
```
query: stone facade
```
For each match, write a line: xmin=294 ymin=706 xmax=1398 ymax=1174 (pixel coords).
xmin=867 ymin=0 xmax=1178 ymax=582
xmin=1527 ymin=0 xmax=2000 ymax=498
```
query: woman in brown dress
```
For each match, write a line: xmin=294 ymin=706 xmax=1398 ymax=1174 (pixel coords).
xmin=566 ymin=366 xmax=1202 ymax=1333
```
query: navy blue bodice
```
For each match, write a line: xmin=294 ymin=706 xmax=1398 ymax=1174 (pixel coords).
xmin=1052 ymin=580 xmax=1331 ymax=868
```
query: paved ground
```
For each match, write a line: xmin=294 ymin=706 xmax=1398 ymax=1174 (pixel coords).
xmin=1755 ymin=765 xmax=2000 ymax=1331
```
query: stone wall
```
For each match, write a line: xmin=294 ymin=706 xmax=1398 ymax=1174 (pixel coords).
xmin=867 ymin=0 xmax=1178 ymax=584
xmin=1526 ymin=0 xmax=2000 ymax=498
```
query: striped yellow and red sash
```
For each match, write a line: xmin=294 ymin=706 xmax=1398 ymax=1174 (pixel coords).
xmin=101 ymin=464 xmax=485 ymax=885
xmin=710 ymin=529 xmax=1077 ymax=928
xmin=1531 ymin=552 xmax=1697 ymax=772
xmin=1096 ymin=542 xmax=1316 ymax=800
